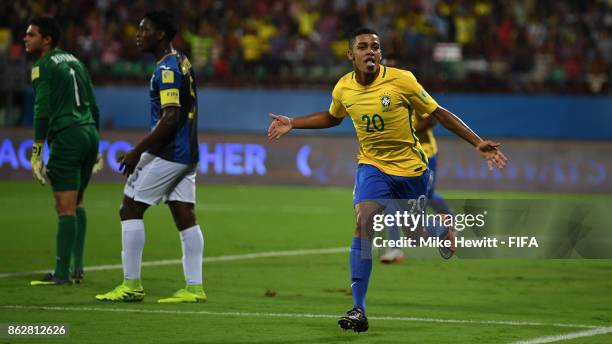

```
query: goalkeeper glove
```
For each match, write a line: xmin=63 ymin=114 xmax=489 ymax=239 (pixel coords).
xmin=30 ymin=142 xmax=47 ymax=185
xmin=92 ymin=152 xmax=104 ymax=174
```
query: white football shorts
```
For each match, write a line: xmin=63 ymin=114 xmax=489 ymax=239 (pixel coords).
xmin=124 ymin=152 xmax=197 ymax=205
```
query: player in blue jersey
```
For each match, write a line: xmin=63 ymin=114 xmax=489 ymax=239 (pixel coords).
xmin=96 ymin=11 xmax=206 ymax=303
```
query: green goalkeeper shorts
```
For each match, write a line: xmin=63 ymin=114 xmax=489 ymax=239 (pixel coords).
xmin=47 ymin=124 xmax=99 ymax=193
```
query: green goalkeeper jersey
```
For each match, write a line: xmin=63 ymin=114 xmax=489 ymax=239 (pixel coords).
xmin=32 ymin=49 xmax=99 ymax=142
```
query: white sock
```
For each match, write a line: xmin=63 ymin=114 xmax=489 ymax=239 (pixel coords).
xmin=121 ymin=219 xmax=145 ymax=281
xmin=179 ymin=225 xmax=204 ymax=285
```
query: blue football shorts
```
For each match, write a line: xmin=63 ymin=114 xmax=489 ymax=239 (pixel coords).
xmin=353 ymin=163 xmax=432 ymax=207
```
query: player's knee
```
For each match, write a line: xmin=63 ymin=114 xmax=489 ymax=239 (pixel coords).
xmin=118 ymin=203 xmax=130 ymax=220
xmin=53 ymin=191 xmax=78 ymax=216
xmin=55 ymin=202 xmax=76 ymax=216
xmin=169 ymin=203 xmax=196 ymax=230
xmin=119 ymin=200 xmax=145 ymax=220
xmin=354 ymin=222 xmax=374 ymax=239
xmin=176 ymin=220 xmax=196 ymax=231
xmin=354 ymin=211 xmax=371 ymax=238
xmin=54 ymin=198 xmax=76 ymax=216
xmin=354 ymin=205 xmax=379 ymax=239
xmin=175 ymin=211 xmax=196 ymax=231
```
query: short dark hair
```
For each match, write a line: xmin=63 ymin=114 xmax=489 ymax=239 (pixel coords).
xmin=29 ymin=16 xmax=61 ymax=48
xmin=144 ymin=10 xmax=177 ymax=42
xmin=348 ymin=27 xmax=379 ymax=49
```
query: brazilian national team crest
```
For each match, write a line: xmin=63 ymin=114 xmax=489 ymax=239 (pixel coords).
xmin=380 ymin=93 xmax=392 ymax=112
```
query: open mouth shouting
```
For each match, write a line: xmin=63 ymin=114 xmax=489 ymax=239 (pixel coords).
xmin=364 ymin=55 xmax=376 ymax=70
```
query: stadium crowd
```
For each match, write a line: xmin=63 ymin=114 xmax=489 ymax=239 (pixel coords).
xmin=2 ymin=0 xmax=611 ymax=93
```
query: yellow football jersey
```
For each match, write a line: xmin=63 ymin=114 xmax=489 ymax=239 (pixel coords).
xmin=414 ymin=112 xmax=438 ymax=158
xmin=328 ymin=66 xmax=438 ymax=177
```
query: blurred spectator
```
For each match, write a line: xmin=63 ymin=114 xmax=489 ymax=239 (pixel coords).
xmin=2 ymin=0 xmax=610 ymax=93
xmin=184 ymin=22 xmax=215 ymax=73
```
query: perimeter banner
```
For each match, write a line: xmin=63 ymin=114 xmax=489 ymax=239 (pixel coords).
xmin=1 ymin=129 xmax=611 ymax=193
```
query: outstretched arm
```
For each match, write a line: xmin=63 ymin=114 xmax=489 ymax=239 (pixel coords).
xmin=119 ymin=106 xmax=180 ymax=176
xmin=431 ymin=106 xmax=507 ymax=170
xmin=267 ymin=111 xmax=343 ymax=140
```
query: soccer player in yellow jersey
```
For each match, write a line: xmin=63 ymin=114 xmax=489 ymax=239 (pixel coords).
xmin=378 ymin=54 xmax=455 ymax=263
xmin=267 ymin=28 xmax=507 ymax=333
xmin=413 ymin=112 xmax=454 ymax=224
xmin=380 ymin=110 xmax=456 ymax=263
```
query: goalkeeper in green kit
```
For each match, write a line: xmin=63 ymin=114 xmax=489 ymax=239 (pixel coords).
xmin=25 ymin=17 xmax=102 ymax=285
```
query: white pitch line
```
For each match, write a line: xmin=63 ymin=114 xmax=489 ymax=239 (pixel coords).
xmin=367 ymin=316 xmax=599 ymax=329
xmin=196 ymin=203 xmax=343 ymax=214
xmin=0 ymin=247 xmax=349 ymax=278
xmin=0 ymin=305 xmax=603 ymax=331
xmin=2 ymin=249 xmax=609 ymax=333
xmin=509 ymin=326 xmax=612 ymax=344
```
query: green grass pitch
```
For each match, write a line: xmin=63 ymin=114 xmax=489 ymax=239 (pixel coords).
xmin=0 ymin=181 xmax=611 ymax=343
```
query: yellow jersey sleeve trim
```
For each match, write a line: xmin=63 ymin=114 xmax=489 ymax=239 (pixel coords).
xmin=328 ymin=103 xmax=347 ymax=118
xmin=160 ymin=88 xmax=180 ymax=107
